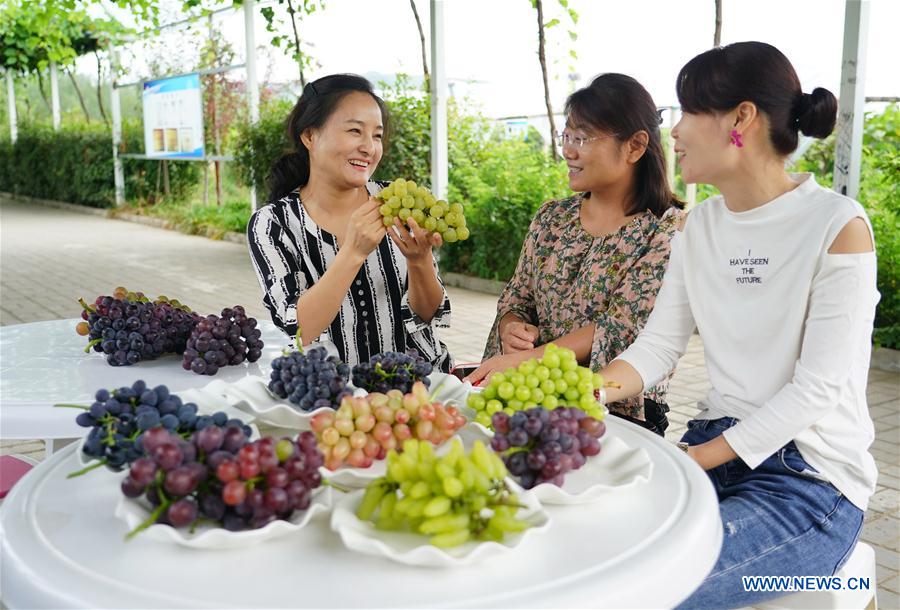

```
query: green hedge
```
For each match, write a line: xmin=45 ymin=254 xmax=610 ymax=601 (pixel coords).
xmin=793 ymin=104 xmax=899 ymax=348
xmin=0 ymin=121 xmax=200 ymax=207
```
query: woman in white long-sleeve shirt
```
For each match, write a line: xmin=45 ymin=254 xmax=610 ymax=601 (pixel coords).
xmin=600 ymin=42 xmax=878 ymax=609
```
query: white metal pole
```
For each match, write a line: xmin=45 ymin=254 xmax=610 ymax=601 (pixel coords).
xmin=833 ymin=0 xmax=870 ymax=199
xmin=244 ymin=0 xmax=260 ymax=210
xmin=6 ymin=71 xmax=16 ymax=143
xmin=686 ymin=183 xmax=697 ymax=209
xmin=666 ymin=107 xmax=676 ymax=192
xmin=429 ymin=0 xmax=448 ymax=200
xmin=50 ymin=61 xmax=61 ymax=130
xmin=109 ymin=47 xmax=125 ymax=206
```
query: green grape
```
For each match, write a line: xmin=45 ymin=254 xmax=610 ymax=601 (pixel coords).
xmin=436 ymin=219 xmax=448 ymax=233
xmin=419 ymin=513 xmax=469 ymax=535
xmin=402 ymin=195 xmax=415 ymax=209
xmin=449 ymin=202 xmax=464 ymax=215
xmin=414 ymin=197 xmax=426 ymax=210
xmin=411 ymin=209 xmax=426 ymax=225
xmin=497 ymin=382 xmax=515 ymax=400
xmin=357 ymin=483 xmax=387 ymax=520
xmin=398 ymin=208 xmax=411 ymax=221
xmin=383 ymin=217 xmax=394 ymax=227
xmin=443 ymin=228 xmax=458 ymax=243
xmin=430 ymin=529 xmax=471 ymax=548
xmin=486 ymin=400 xmax=503 ymax=415
xmin=423 ymin=495 xmax=450 ymax=518
xmin=406 ymin=180 xmax=418 ymax=191
xmin=429 ymin=205 xmax=445 ymax=218
xmin=357 ymin=440 xmax=526 ymax=548
xmin=514 ymin=385 xmax=531 ymax=401
xmin=388 ymin=196 xmax=401 ymax=209
xmin=423 ymin=216 xmax=438 ymax=232
xmin=379 ymin=203 xmax=392 ymax=216
xmin=445 ymin=211 xmax=460 ymax=227
xmin=467 ymin=394 xmax=486 ymax=411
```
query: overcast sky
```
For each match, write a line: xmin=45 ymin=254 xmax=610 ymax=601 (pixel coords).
xmin=94 ymin=0 xmax=899 ymax=118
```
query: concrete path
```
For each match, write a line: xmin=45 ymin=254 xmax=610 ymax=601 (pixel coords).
xmin=2 ymin=195 xmax=897 ymax=605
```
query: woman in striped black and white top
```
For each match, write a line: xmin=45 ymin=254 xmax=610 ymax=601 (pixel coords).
xmin=247 ymin=74 xmax=452 ymax=371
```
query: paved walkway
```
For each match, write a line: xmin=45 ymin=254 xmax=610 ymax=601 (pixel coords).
xmin=1 ymin=196 xmax=897 ymax=605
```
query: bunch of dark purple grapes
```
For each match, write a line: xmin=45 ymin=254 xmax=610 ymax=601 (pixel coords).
xmin=269 ymin=346 xmax=353 ymax=411
xmin=78 ymin=295 xmax=201 ymax=367
xmin=182 ymin=306 xmax=264 ymax=376
xmin=67 ymin=379 xmax=252 ymax=475
xmin=120 ymin=428 xmax=324 ymax=536
xmin=351 ymin=350 xmax=433 ymax=394
xmin=489 ymin=406 xmax=605 ymax=489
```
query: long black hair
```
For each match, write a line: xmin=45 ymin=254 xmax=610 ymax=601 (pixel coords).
xmin=565 ymin=73 xmax=682 ymax=217
xmin=676 ymin=41 xmax=838 ymax=155
xmin=267 ymin=74 xmax=390 ymax=203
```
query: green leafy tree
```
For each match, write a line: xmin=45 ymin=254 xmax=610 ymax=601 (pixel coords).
xmin=793 ymin=104 xmax=900 ymax=347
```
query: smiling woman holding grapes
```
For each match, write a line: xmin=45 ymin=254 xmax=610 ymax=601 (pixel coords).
xmin=247 ymin=74 xmax=451 ymax=371
xmin=467 ymin=74 xmax=683 ymax=435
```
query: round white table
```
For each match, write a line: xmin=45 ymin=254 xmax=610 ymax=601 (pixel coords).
xmin=0 ymin=417 xmax=722 ymax=609
xmin=0 ymin=318 xmax=290 ymax=441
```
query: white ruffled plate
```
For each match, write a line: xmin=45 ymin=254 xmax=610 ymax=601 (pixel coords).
xmin=329 ymin=483 xmax=550 ymax=567
xmin=114 ymin=486 xmax=332 ymax=549
xmin=320 ymin=424 xmax=495 ymax=489
xmin=528 ymin=435 xmax=653 ymax=504
xmin=200 ymin=376 xmax=338 ymax=431
xmin=425 ymin=372 xmax=472 ymax=407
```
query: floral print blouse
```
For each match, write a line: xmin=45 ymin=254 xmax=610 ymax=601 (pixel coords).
xmin=483 ymin=194 xmax=682 ymax=419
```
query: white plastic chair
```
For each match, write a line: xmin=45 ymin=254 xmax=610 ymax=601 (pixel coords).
xmin=755 ymin=542 xmax=878 ymax=610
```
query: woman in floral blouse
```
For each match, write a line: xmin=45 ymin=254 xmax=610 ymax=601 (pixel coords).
xmin=466 ymin=73 xmax=682 ymax=434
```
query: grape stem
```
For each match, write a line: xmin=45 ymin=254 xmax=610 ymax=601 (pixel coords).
xmin=83 ymin=338 xmax=102 ymax=353
xmin=77 ymin=297 xmax=97 ymax=314
xmin=54 ymin=403 xmax=90 ymax=410
xmin=125 ymin=498 xmax=170 ymax=541
xmin=323 ymin=478 xmax=351 ymax=494
xmin=66 ymin=458 xmax=108 ymax=478
xmin=294 ymin=324 xmax=304 ymax=354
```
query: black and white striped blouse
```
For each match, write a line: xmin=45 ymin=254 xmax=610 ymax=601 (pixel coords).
xmin=247 ymin=182 xmax=452 ymax=372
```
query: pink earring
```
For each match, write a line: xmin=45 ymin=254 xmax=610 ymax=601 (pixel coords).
xmin=730 ymin=130 xmax=744 ymax=148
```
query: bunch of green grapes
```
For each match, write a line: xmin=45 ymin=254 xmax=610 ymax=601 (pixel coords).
xmin=355 ymin=438 xmax=531 ymax=548
xmin=376 ymin=178 xmax=470 ymax=243
xmin=467 ymin=343 xmax=606 ymax=429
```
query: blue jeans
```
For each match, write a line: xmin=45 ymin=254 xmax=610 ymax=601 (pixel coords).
xmin=675 ymin=417 xmax=864 ymax=610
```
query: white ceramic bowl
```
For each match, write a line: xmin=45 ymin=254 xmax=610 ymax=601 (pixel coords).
xmin=527 ymin=435 xmax=653 ymax=504
xmin=329 ymin=483 xmax=550 ymax=567
xmin=114 ymin=486 xmax=332 ymax=549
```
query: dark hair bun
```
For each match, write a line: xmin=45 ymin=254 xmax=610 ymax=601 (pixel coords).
xmin=796 ymin=87 xmax=838 ymax=139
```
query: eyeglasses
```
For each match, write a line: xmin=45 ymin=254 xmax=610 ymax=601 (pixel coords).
xmin=555 ymin=132 xmax=619 ymax=149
